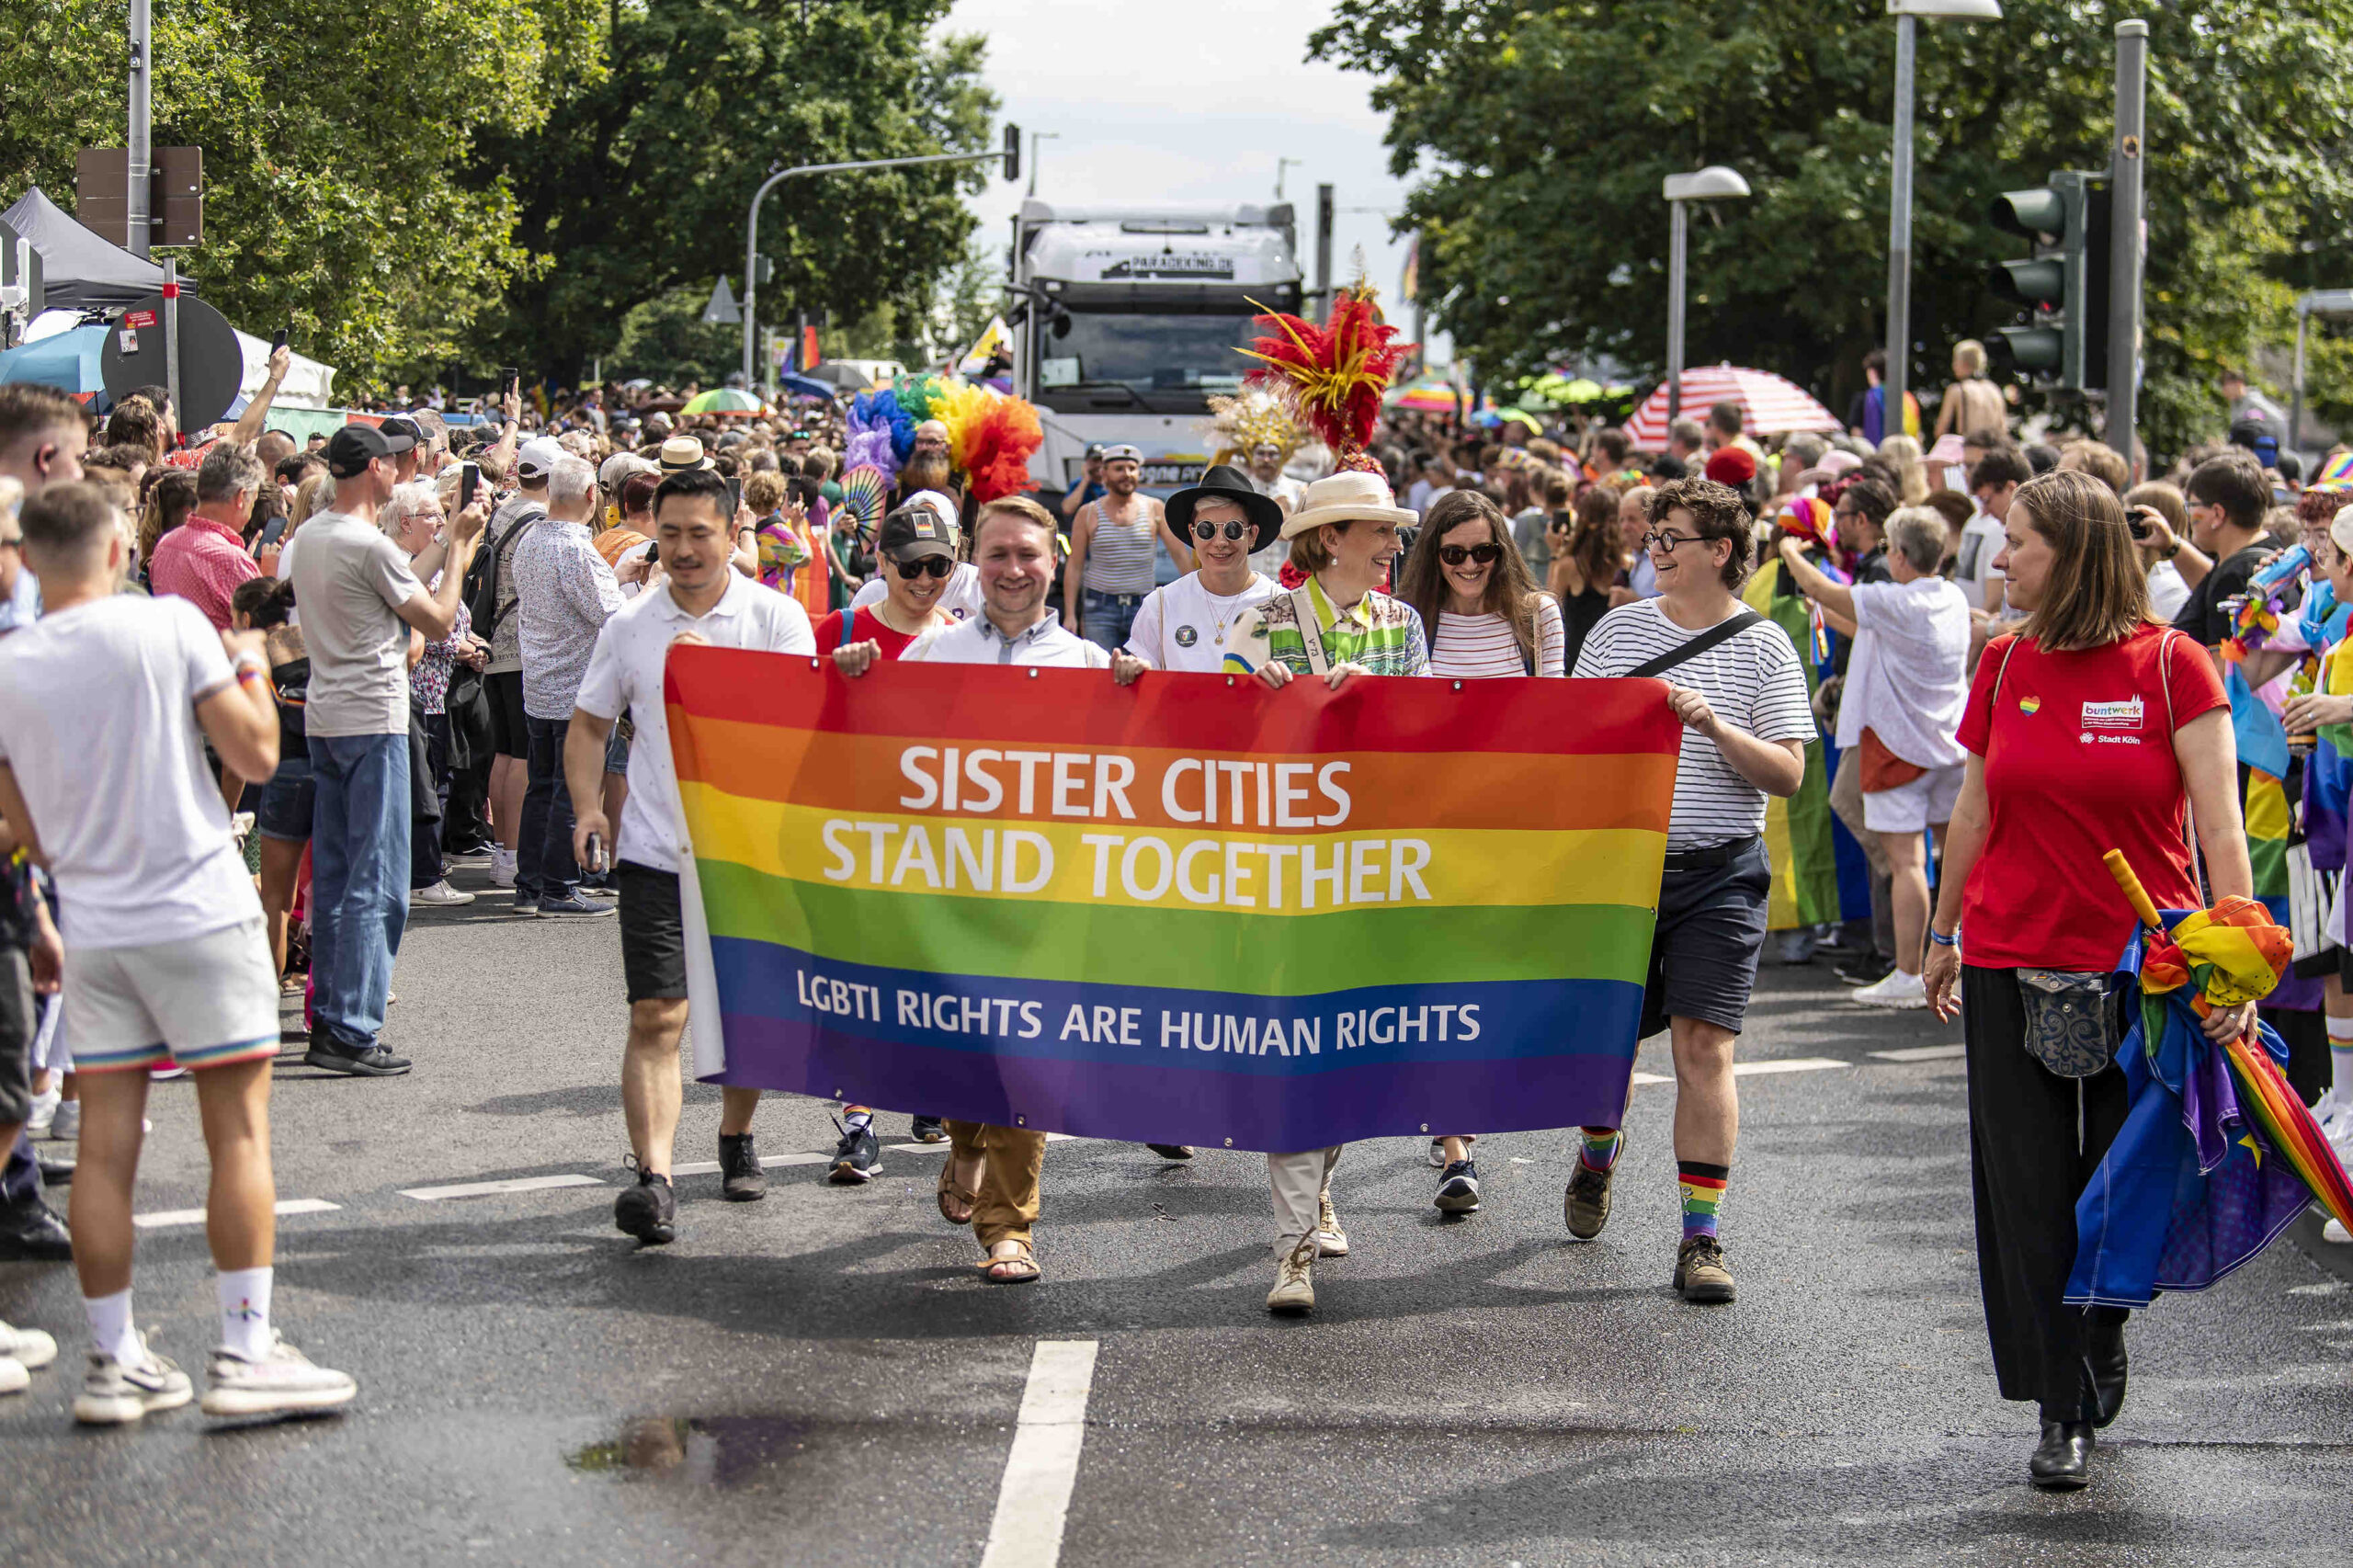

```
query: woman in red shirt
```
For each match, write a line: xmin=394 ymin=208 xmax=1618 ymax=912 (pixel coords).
xmin=1924 ymin=469 xmax=2251 ymax=1491
xmin=813 ymin=505 xmax=957 ymax=661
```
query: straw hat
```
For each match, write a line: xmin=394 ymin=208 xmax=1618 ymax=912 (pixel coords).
xmin=1279 ymin=471 xmax=1417 ymax=540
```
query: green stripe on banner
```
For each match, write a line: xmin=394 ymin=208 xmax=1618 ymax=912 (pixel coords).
xmin=1747 ymin=562 xmax=1839 ymax=930
xmin=694 ymin=858 xmax=1655 ymax=993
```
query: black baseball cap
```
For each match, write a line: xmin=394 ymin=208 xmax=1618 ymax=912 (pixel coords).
xmin=876 ymin=504 xmax=955 ymax=563
xmin=378 ymin=415 xmax=426 ymax=445
xmin=324 ymin=423 xmax=416 ymax=479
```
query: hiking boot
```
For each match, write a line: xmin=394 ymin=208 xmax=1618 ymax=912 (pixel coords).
xmin=1564 ymin=1159 xmax=1617 ymax=1240
xmin=1673 ymin=1234 xmax=1737 ymax=1303
xmin=1266 ymin=1235 xmax=1316 ymax=1314
xmin=718 ymin=1133 xmax=767 ymax=1201
xmin=613 ymin=1169 xmax=676 ymax=1244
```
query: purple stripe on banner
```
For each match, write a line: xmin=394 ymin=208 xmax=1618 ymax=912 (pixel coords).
xmin=700 ymin=937 xmax=1642 ymax=1149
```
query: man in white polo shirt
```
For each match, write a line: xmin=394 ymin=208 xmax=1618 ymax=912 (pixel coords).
xmin=564 ymin=468 xmax=814 ymax=1246
xmin=1120 ymin=464 xmax=1281 ymax=676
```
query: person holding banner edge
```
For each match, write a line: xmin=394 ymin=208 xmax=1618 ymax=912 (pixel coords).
xmin=1218 ymin=469 xmax=1432 ymax=1313
xmin=1567 ymin=478 xmax=1815 ymax=1306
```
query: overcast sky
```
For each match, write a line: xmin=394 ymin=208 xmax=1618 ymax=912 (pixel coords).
xmin=943 ymin=0 xmax=1444 ymax=358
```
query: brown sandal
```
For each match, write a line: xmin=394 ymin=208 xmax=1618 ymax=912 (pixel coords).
xmin=937 ymin=1157 xmax=980 ymax=1226
xmin=980 ymin=1241 xmax=1040 ymax=1284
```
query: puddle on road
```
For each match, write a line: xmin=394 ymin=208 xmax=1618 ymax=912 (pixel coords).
xmin=568 ymin=1416 xmax=811 ymax=1488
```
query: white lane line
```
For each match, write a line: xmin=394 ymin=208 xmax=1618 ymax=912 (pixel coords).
xmin=670 ymin=1142 xmax=954 ymax=1177
xmin=135 ymin=1198 xmax=339 ymax=1230
xmin=399 ymin=1174 xmax=607 ymax=1201
xmin=1633 ymin=1057 xmax=1848 ymax=1087
xmin=1871 ymin=1044 xmax=1967 ymax=1062
xmin=980 ymin=1340 xmax=1098 ymax=1568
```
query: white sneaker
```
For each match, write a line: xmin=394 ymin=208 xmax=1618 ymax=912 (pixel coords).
xmin=0 ymin=1319 xmax=57 ymax=1371
xmin=200 ymin=1332 xmax=357 ymax=1418
xmin=2325 ymin=1218 xmax=2351 ymax=1244
xmin=47 ymin=1101 xmax=78 ymax=1142
xmin=1315 ymin=1192 xmax=1349 ymax=1256
xmin=1853 ymin=970 xmax=1929 ymax=1009
xmin=491 ymin=849 xmax=517 ymax=889
xmin=410 ymin=880 xmax=475 ymax=908
xmin=74 ymin=1335 xmax=193 ymax=1426
xmin=24 ymin=1083 xmax=59 ymax=1136
xmin=1267 ymin=1236 xmax=1317 ymax=1313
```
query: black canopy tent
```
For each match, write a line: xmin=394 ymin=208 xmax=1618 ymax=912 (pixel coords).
xmin=0 ymin=186 xmax=173 ymax=314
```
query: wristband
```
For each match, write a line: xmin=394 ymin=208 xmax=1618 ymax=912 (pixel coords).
xmin=1927 ymin=925 xmax=1961 ymax=949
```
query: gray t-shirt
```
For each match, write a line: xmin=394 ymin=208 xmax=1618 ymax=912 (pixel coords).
xmin=287 ymin=510 xmax=424 ymax=737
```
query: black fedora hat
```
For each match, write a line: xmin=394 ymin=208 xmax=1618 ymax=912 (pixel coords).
xmin=1165 ymin=463 xmax=1285 ymax=554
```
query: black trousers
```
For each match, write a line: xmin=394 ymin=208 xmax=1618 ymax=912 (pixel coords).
xmin=1961 ymin=964 xmax=2132 ymax=1419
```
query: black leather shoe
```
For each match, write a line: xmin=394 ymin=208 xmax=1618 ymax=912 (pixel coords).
xmin=2084 ymin=1324 xmax=2128 ymax=1428
xmin=0 ymin=1199 xmax=73 ymax=1261
xmin=303 ymin=1039 xmax=413 ymax=1077
xmin=2029 ymin=1419 xmax=2094 ymax=1490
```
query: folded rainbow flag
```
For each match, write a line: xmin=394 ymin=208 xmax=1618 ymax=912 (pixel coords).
xmin=663 ymin=650 xmax=1681 ymax=1151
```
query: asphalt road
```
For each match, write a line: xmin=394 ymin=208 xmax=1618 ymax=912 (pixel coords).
xmin=5 ymin=875 xmax=2353 ymax=1568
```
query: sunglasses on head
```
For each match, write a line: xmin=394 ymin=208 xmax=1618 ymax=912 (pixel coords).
xmin=1190 ymin=518 xmax=1251 ymax=541
xmin=892 ymin=555 xmax=954 ymax=579
xmin=1438 ymin=543 xmax=1503 ymax=566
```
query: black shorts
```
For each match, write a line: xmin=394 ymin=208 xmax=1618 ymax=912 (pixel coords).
xmin=1638 ymin=836 xmax=1772 ymax=1039
xmin=618 ymin=861 xmax=688 ymax=1003
xmin=487 ymin=670 xmax=529 ymax=762
xmin=0 ymin=949 xmax=33 ymax=1123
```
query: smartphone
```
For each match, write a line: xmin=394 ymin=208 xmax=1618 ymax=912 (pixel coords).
xmin=269 ymin=324 xmax=289 ymax=355
xmin=2128 ymin=506 xmax=2154 ymax=541
xmin=459 ymin=460 xmax=480 ymax=509
xmin=585 ymin=833 xmax=609 ymax=876
xmin=726 ymin=476 xmax=743 ymax=517
xmin=498 ymin=366 xmax=518 ymax=398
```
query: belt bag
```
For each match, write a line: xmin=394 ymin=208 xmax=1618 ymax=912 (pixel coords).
xmin=2015 ymin=968 xmax=2120 ymax=1077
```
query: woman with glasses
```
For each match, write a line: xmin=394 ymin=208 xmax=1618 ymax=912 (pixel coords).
xmin=814 ymin=504 xmax=960 ymax=660
xmin=1120 ymin=465 xmax=1281 ymax=675
xmin=1567 ymin=478 xmax=1815 ymax=1307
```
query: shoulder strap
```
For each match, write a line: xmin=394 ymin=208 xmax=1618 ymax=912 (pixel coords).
xmin=1287 ymin=585 xmax=1332 ymax=676
xmin=2158 ymin=628 xmax=2207 ymax=899
xmin=1625 ymin=608 xmax=1764 ymax=680
xmin=837 ymin=607 xmax=855 ymax=646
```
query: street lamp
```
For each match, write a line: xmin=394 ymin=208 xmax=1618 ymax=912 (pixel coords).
xmin=1025 ymin=131 xmax=1060 ymax=199
xmin=1662 ymin=165 xmax=1752 ymax=424
xmin=1883 ymin=0 xmax=2003 ymax=425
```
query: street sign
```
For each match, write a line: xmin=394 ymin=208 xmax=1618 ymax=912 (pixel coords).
xmin=702 ymin=275 xmax=742 ymax=324
xmin=75 ymin=146 xmax=204 ymax=247
xmin=100 ymin=287 xmax=242 ymax=429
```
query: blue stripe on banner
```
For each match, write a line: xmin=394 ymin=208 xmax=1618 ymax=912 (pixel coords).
xmin=701 ymin=937 xmax=1643 ymax=1150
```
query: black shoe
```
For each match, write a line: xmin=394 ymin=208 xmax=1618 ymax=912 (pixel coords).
xmin=37 ymin=1153 xmax=73 ymax=1186
xmin=718 ymin=1133 xmax=767 ymax=1201
xmin=1144 ymin=1143 xmax=1195 ymax=1161
xmin=1835 ymin=956 xmax=1895 ymax=987
xmin=2029 ymin=1419 xmax=2094 ymax=1490
xmin=828 ymin=1120 xmax=881 ymax=1184
xmin=614 ymin=1170 xmax=676 ymax=1244
xmin=302 ymin=1039 xmax=413 ymax=1076
xmin=0 ymin=1198 xmax=72 ymax=1260
xmin=1434 ymin=1159 xmax=1482 ymax=1213
xmin=908 ymin=1116 xmax=947 ymax=1144
xmin=2083 ymin=1322 xmax=2128 ymax=1428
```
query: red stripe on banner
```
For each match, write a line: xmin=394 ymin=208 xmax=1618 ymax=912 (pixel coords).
xmin=662 ymin=648 xmax=1684 ymax=759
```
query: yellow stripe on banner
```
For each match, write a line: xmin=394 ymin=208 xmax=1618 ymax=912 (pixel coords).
xmin=2246 ymin=770 xmax=2291 ymax=842
xmin=678 ymin=782 xmax=1665 ymax=917
xmin=1760 ymin=791 xmax=1798 ymax=930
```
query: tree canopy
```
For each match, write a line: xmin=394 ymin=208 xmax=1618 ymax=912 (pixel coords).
xmin=1311 ymin=0 xmax=2353 ymax=458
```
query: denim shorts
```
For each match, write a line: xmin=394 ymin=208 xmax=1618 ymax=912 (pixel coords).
xmin=255 ymin=749 xmax=315 ymax=843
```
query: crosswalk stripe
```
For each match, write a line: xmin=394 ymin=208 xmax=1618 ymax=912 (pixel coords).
xmin=1632 ymin=1057 xmax=1849 ymax=1086
xmin=1870 ymin=1044 xmax=1966 ymax=1062
xmin=398 ymin=1174 xmax=607 ymax=1201
xmin=134 ymin=1198 xmax=339 ymax=1230
xmin=980 ymin=1340 xmax=1098 ymax=1568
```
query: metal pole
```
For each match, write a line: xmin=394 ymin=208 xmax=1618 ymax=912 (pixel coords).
xmin=1313 ymin=183 xmax=1335 ymax=323
xmin=162 ymin=257 xmax=180 ymax=433
xmin=2107 ymin=18 xmax=2148 ymax=464
xmin=1884 ymin=12 xmax=1916 ymax=426
xmin=127 ymin=0 xmax=152 ymax=258
xmin=1666 ymin=199 xmax=1688 ymax=424
xmin=2294 ymin=304 xmax=2310 ymax=463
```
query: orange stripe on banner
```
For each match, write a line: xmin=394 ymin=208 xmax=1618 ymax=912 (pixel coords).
xmin=665 ymin=714 xmax=1677 ymax=836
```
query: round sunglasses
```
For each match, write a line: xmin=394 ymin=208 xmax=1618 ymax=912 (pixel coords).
xmin=1190 ymin=518 xmax=1252 ymax=541
xmin=1438 ymin=543 xmax=1503 ymax=566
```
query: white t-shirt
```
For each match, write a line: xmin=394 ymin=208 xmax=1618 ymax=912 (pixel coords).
xmin=574 ymin=574 xmax=816 ymax=874
xmin=288 ymin=509 xmax=425 ymax=736
xmin=1571 ymin=598 xmax=1816 ymax=848
xmin=1951 ymin=512 xmax=2006 ymax=610
xmin=1429 ymin=599 xmax=1567 ymax=678
xmin=903 ymin=615 xmax=1111 ymax=669
xmin=0 ymin=595 xmax=262 ymax=948
xmin=852 ymin=562 xmax=983 ymax=625
xmin=1627 ymin=554 xmax=1659 ymax=599
xmin=1836 ymin=576 xmax=1972 ymax=768
xmin=2146 ymin=559 xmax=2191 ymax=624
xmin=1125 ymin=573 xmax=1277 ymax=673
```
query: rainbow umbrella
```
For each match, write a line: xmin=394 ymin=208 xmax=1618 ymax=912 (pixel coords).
xmin=2105 ymin=851 xmax=2353 ymax=1231
xmin=1386 ymin=378 xmax=1460 ymax=414
xmin=681 ymin=388 xmax=770 ymax=417
xmin=2311 ymin=450 xmax=2353 ymax=493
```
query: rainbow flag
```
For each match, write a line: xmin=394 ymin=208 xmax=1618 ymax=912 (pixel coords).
xmin=1745 ymin=559 xmax=1844 ymax=929
xmin=663 ymin=650 xmax=1682 ymax=1150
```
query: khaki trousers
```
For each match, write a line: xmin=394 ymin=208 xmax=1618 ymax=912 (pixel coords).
xmin=945 ymin=1119 xmax=1048 ymax=1250
xmin=1828 ymin=747 xmax=1896 ymax=960
xmin=1267 ymin=1145 xmax=1344 ymax=1254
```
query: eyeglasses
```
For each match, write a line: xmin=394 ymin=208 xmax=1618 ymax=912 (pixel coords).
xmin=1191 ymin=518 xmax=1251 ymax=541
xmin=891 ymin=555 xmax=954 ymax=579
xmin=1641 ymin=528 xmax=1703 ymax=552
xmin=0 ymin=535 xmax=19 ymax=551
xmin=1438 ymin=543 xmax=1503 ymax=566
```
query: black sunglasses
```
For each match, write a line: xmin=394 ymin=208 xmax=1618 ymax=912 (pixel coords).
xmin=892 ymin=555 xmax=954 ymax=579
xmin=1438 ymin=543 xmax=1503 ymax=566
xmin=1191 ymin=518 xmax=1251 ymax=541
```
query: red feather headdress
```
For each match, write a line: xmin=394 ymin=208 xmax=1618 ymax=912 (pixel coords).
xmin=1236 ymin=279 xmax=1414 ymax=474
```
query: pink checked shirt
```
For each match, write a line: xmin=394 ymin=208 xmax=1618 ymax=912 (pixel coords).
xmin=149 ymin=514 xmax=260 ymax=631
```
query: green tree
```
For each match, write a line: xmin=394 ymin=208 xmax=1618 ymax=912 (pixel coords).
xmin=1311 ymin=0 xmax=2353 ymax=460
xmin=0 ymin=0 xmax=600 ymax=395
xmin=608 ymin=283 xmax=745 ymax=386
xmin=472 ymin=0 xmax=995 ymax=389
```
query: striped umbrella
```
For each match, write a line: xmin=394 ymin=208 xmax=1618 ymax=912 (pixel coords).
xmin=680 ymin=387 xmax=771 ymax=417
xmin=1621 ymin=366 xmax=1840 ymax=449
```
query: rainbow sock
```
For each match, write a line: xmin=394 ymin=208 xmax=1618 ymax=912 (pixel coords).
xmin=1677 ymin=1161 xmax=1729 ymax=1242
xmin=1578 ymin=1127 xmax=1623 ymax=1172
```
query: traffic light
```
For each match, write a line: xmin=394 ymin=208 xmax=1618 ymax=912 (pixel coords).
xmin=1003 ymin=124 xmax=1021 ymax=184
xmin=1985 ymin=170 xmax=2109 ymax=391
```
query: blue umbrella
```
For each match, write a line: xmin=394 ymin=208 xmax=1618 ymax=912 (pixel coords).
xmin=775 ymin=371 xmax=838 ymax=402
xmin=0 ymin=324 xmax=105 ymax=396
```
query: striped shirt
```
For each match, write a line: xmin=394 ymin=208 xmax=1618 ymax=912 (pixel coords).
xmin=1081 ymin=497 xmax=1163 ymax=596
xmin=1429 ymin=599 xmax=1566 ymax=678
xmin=1571 ymin=598 xmax=1815 ymax=848
xmin=1221 ymin=577 xmax=1430 ymax=678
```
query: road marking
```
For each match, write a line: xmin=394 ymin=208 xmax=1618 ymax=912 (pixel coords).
xmin=980 ymin=1340 xmax=1097 ymax=1568
xmin=1632 ymin=1058 xmax=1847 ymax=1087
xmin=398 ymin=1174 xmax=607 ymax=1201
xmin=134 ymin=1198 xmax=339 ymax=1230
xmin=671 ymin=1142 xmax=952 ymax=1176
xmin=1871 ymin=1044 xmax=1967 ymax=1062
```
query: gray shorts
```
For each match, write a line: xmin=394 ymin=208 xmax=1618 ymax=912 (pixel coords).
xmin=1639 ymin=836 xmax=1772 ymax=1039
xmin=65 ymin=916 xmax=281 ymax=1074
xmin=0 ymin=949 xmax=31 ymax=1123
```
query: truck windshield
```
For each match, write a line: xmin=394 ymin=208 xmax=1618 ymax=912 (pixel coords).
xmin=1033 ymin=311 xmax=1260 ymax=415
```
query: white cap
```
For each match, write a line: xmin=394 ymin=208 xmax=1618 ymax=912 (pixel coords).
xmin=517 ymin=437 xmax=566 ymax=481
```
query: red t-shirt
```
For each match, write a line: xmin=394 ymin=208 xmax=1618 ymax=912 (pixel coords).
xmin=813 ymin=605 xmax=922 ymax=660
xmin=1956 ymin=623 xmax=2226 ymax=971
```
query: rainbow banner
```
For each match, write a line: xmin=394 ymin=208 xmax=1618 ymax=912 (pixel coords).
xmin=664 ymin=650 xmax=1682 ymax=1151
